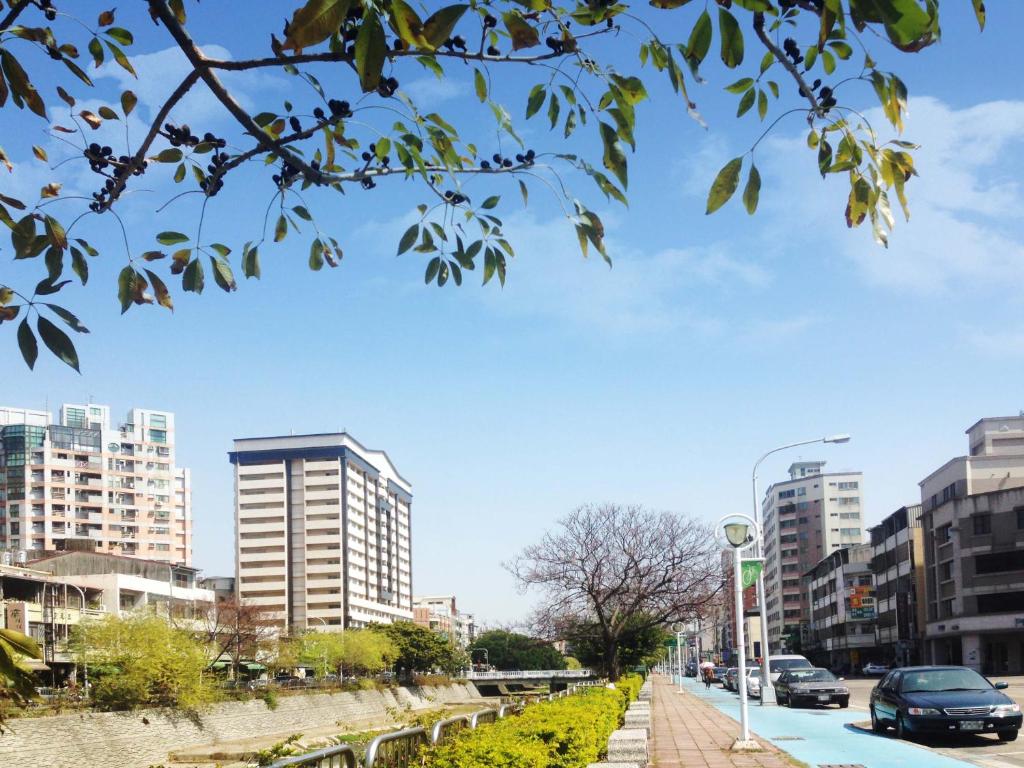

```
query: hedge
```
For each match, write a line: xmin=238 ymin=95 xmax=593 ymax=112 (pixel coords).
xmin=616 ymin=673 xmax=643 ymax=704
xmin=424 ymin=685 xmax=634 ymax=768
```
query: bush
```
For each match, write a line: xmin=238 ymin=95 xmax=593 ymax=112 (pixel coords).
xmin=425 ymin=688 xmax=623 ymax=768
xmin=262 ymin=689 xmax=279 ymax=710
xmin=411 ymin=674 xmax=451 ymax=687
xmin=616 ymin=673 xmax=643 ymax=705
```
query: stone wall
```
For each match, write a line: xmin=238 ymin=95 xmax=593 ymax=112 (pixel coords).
xmin=0 ymin=683 xmax=481 ymax=768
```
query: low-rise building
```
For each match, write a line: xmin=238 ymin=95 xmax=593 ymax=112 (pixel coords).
xmin=869 ymin=504 xmax=925 ymax=667
xmin=805 ymin=543 xmax=876 ymax=672
xmin=413 ymin=594 xmax=476 ymax=646
xmin=920 ymin=417 xmax=1024 ymax=675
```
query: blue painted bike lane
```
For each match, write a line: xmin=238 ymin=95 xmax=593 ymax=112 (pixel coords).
xmin=674 ymin=675 xmax=976 ymax=768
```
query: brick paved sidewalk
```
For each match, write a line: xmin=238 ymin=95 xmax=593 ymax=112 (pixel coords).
xmin=651 ymin=675 xmax=795 ymax=768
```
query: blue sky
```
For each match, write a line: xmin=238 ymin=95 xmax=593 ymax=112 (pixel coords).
xmin=2 ymin=2 xmax=1023 ymax=626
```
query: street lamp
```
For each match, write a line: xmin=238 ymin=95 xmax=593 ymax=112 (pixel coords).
xmin=751 ymin=433 xmax=850 ymax=707
xmin=672 ymin=622 xmax=686 ymax=692
xmin=718 ymin=514 xmax=761 ymax=752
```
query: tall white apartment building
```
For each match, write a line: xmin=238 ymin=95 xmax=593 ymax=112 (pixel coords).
xmin=230 ymin=433 xmax=413 ymax=631
xmin=761 ymin=461 xmax=864 ymax=652
xmin=0 ymin=403 xmax=193 ymax=565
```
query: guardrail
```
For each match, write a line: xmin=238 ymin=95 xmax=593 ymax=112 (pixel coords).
xmin=364 ymin=726 xmax=429 ymax=768
xmin=265 ymin=743 xmax=358 ymax=768
xmin=464 ymin=668 xmax=592 ymax=680
xmin=430 ymin=715 xmax=469 ymax=746
xmin=470 ymin=708 xmax=497 ymax=728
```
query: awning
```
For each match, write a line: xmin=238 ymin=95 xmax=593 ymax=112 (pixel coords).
xmin=23 ymin=659 xmax=50 ymax=671
xmin=210 ymin=661 xmax=229 ymax=670
xmin=245 ymin=662 xmax=266 ymax=671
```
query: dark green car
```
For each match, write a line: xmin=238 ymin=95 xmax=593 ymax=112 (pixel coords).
xmin=775 ymin=667 xmax=850 ymax=708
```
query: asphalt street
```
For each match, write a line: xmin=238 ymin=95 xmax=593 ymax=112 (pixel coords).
xmin=677 ymin=674 xmax=1024 ymax=768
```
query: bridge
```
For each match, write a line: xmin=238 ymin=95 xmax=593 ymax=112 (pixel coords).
xmin=463 ymin=668 xmax=597 ymax=694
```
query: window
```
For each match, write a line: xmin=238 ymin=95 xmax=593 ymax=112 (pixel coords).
xmin=840 ymin=528 xmax=860 ymax=536
xmin=64 ymin=407 xmax=86 ymax=428
xmin=1017 ymin=507 xmax=1024 ymax=529
xmin=838 ymin=481 xmax=859 ymax=490
xmin=973 ymin=514 xmax=992 ymax=535
xmin=149 ymin=413 xmax=167 ymax=429
xmin=149 ymin=429 xmax=167 ymax=444
xmin=939 ymin=561 xmax=953 ymax=581
xmin=797 ymin=487 xmax=807 ymax=497
xmin=779 ymin=490 xmax=796 ymax=500
xmin=937 ymin=524 xmax=952 ymax=544
xmin=838 ymin=497 xmax=859 ymax=505
xmin=977 ymin=590 xmax=1024 ymax=614
xmin=975 ymin=550 xmax=1024 ymax=575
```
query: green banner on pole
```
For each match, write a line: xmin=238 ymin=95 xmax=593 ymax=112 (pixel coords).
xmin=740 ymin=559 xmax=764 ymax=589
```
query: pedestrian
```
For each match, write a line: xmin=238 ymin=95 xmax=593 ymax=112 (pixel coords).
xmin=703 ymin=667 xmax=712 ymax=690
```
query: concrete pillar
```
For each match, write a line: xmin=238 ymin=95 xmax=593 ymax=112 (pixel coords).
xmin=962 ymin=633 xmax=982 ymax=673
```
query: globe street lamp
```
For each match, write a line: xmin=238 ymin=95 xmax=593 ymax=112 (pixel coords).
xmin=672 ymin=621 xmax=686 ymax=692
xmin=751 ymin=433 xmax=850 ymax=707
xmin=717 ymin=513 xmax=761 ymax=752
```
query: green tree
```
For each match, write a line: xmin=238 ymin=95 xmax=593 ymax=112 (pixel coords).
xmin=70 ymin=613 xmax=215 ymax=711
xmin=368 ymin=621 xmax=464 ymax=677
xmin=563 ymin=615 xmax=670 ymax=674
xmin=0 ymin=628 xmax=43 ymax=728
xmin=291 ymin=628 xmax=398 ymax=677
xmin=342 ymin=628 xmax=398 ymax=676
xmin=0 ymin=0 xmax=984 ymax=370
xmin=473 ymin=629 xmax=566 ymax=671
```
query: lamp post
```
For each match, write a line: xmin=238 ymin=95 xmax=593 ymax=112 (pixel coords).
xmin=672 ymin=622 xmax=686 ymax=692
xmin=66 ymin=583 xmax=88 ymax=693
xmin=751 ymin=433 xmax=850 ymax=706
xmin=718 ymin=514 xmax=761 ymax=752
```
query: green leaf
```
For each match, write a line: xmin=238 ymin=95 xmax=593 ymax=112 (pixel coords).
xmin=1 ymin=49 xmax=45 ymax=117
xmin=210 ymin=256 xmax=237 ymax=291
xmin=502 ymin=11 xmax=540 ymax=50
xmin=706 ymin=156 xmax=743 ymax=214
xmin=481 ymin=195 xmax=500 ymax=210
xmin=725 ymin=78 xmax=754 ymax=94
xmin=71 ymin=246 xmax=89 ymax=285
xmin=757 ymin=88 xmax=768 ymax=120
xmin=274 ymin=214 xmax=288 ymax=242
xmin=425 ymin=256 xmax=441 ymax=284
xmin=209 ymin=243 xmax=231 ymax=258
xmin=44 ymin=304 xmax=89 ymax=333
xmin=153 ymin=148 xmax=183 ymax=163
xmin=718 ymin=8 xmax=744 ymax=68
xmin=649 ymin=0 xmax=694 ymax=8
xmin=822 ymin=50 xmax=836 ymax=74
xmin=599 ymin=121 xmax=628 ymax=190
xmin=526 ymin=84 xmax=546 ymax=119
xmin=519 ymin=180 xmax=529 ymax=206
xmin=422 ymin=5 xmax=469 ymax=50
xmin=828 ymin=40 xmax=853 ymax=60
xmin=390 ymin=0 xmax=428 ymax=48
xmin=355 ymin=12 xmax=387 ymax=93
xmin=17 ymin=317 xmax=37 ymax=369
xmin=120 ymin=90 xmax=137 ymax=115
xmin=157 ymin=231 xmax=189 ymax=245
xmin=547 ymin=92 xmax=560 ymax=129
xmin=105 ymin=27 xmax=134 ymax=46
xmin=0 ymin=629 xmax=41 ymax=659
xmin=971 ymin=0 xmax=985 ymax=30
xmin=308 ymin=238 xmax=324 ymax=271
xmin=736 ymin=88 xmax=755 ymax=117
xmin=742 ymin=164 xmax=761 ymax=215
xmin=37 ymin=315 xmax=80 ymax=372
xmin=117 ymin=266 xmax=135 ymax=313
xmin=88 ymin=37 xmax=105 ymax=68
xmin=183 ymin=258 xmax=205 ymax=293
xmin=105 ymin=41 xmax=136 ymax=77
xmin=242 ymin=243 xmax=261 ymax=279
xmin=284 ymin=0 xmax=352 ymax=50
xmin=398 ymin=224 xmax=419 ymax=255
xmin=609 ymin=75 xmax=648 ymax=106
xmin=474 ymin=68 xmax=487 ymax=103
xmin=292 ymin=205 xmax=313 ymax=221
xmin=685 ymin=10 xmax=712 ymax=67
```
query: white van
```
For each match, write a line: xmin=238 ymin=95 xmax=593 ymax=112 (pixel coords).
xmin=765 ymin=654 xmax=813 ymax=683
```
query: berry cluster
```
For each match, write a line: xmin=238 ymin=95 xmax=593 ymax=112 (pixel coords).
xmin=376 ymin=76 xmax=399 ymax=97
xmin=164 ymin=123 xmax=200 ymax=148
xmin=85 ymin=145 xmax=146 ymax=211
xmin=782 ymin=38 xmax=804 ymax=67
xmin=486 ymin=45 xmax=500 ymax=56
xmin=360 ymin=143 xmax=390 ymax=168
xmin=200 ymin=151 xmax=230 ymax=196
xmin=320 ymin=99 xmax=352 ymax=120
xmin=443 ymin=189 xmax=467 ymax=204
xmin=797 ymin=79 xmax=836 ymax=111
xmin=272 ymin=162 xmax=302 ymax=189
xmin=545 ymin=36 xmax=566 ymax=55
xmin=360 ymin=176 xmax=376 ymax=190
xmin=40 ymin=0 xmax=56 ymax=21
xmin=442 ymin=36 xmax=468 ymax=52
xmin=479 ymin=149 xmax=535 ymax=170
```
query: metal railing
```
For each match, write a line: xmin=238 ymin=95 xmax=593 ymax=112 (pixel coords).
xmin=430 ymin=714 xmax=470 ymax=746
xmin=464 ymin=668 xmax=592 ymax=680
xmin=364 ymin=726 xmax=428 ymax=768
xmin=266 ymin=744 xmax=358 ymax=768
xmin=469 ymin=708 xmax=497 ymax=728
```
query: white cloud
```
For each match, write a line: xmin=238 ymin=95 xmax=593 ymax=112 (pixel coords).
xmin=759 ymin=96 xmax=1024 ymax=295
xmin=961 ymin=326 xmax=1024 ymax=358
xmin=402 ymin=76 xmax=464 ymax=106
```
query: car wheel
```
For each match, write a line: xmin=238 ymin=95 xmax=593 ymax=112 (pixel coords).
xmin=870 ymin=706 xmax=885 ymax=733
xmin=998 ymin=731 xmax=1019 ymax=742
xmin=895 ymin=714 xmax=908 ymax=741
xmin=839 ymin=698 xmax=849 ymax=709
xmin=776 ymin=692 xmax=784 ymax=705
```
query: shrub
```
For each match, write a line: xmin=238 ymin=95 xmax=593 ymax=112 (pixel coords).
xmin=412 ymin=673 xmax=452 ymax=687
xmin=425 ymin=688 xmax=623 ymax=768
xmin=262 ymin=689 xmax=279 ymax=710
xmin=616 ymin=673 xmax=643 ymax=705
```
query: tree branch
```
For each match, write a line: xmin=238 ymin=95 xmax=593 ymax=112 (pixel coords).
xmin=0 ymin=0 xmax=31 ymax=33
xmin=753 ymin=11 xmax=822 ymax=120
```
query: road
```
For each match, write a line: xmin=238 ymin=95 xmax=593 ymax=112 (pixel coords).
xmin=677 ymin=674 xmax=1024 ymax=768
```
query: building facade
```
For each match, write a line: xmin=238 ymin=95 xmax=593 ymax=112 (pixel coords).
xmin=805 ymin=543 xmax=876 ymax=672
xmin=919 ymin=417 xmax=1024 ymax=675
xmin=413 ymin=595 xmax=476 ymax=647
xmin=762 ymin=461 xmax=864 ymax=652
xmin=0 ymin=404 xmax=193 ymax=565
xmin=720 ymin=549 xmax=760 ymax=664
xmin=869 ymin=504 xmax=925 ymax=667
xmin=230 ymin=433 xmax=413 ymax=632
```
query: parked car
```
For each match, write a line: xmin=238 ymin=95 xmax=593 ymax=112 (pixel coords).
xmin=724 ymin=667 xmax=739 ymax=691
xmin=766 ymin=654 xmax=814 ymax=683
xmin=870 ymin=666 xmax=1022 ymax=742
xmin=863 ymin=662 xmax=890 ymax=676
xmin=744 ymin=667 xmax=763 ymax=699
xmin=685 ymin=660 xmax=699 ymax=678
xmin=711 ymin=666 xmax=728 ymax=683
xmin=775 ymin=667 xmax=850 ymax=708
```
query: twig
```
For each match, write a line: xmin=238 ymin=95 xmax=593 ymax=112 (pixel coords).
xmin=752 ymin=12 xmax=822 ymax=121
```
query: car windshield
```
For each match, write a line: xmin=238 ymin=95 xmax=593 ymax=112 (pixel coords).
xmin=746 ymin=668 xmax=762 ymax=677
xmin=785 ymin=669 xmax=836 ymax=683
xmin=770 ymin=659 xmax=813 ymax=672
xmin=902 ymin=668 xmax=992 ymax=693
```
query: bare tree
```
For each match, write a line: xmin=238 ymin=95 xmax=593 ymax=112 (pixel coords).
xmin=200 ymin=598 xmax=277 ymax=680
xmin=507 ymin=503 xmax=722 ymax=680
